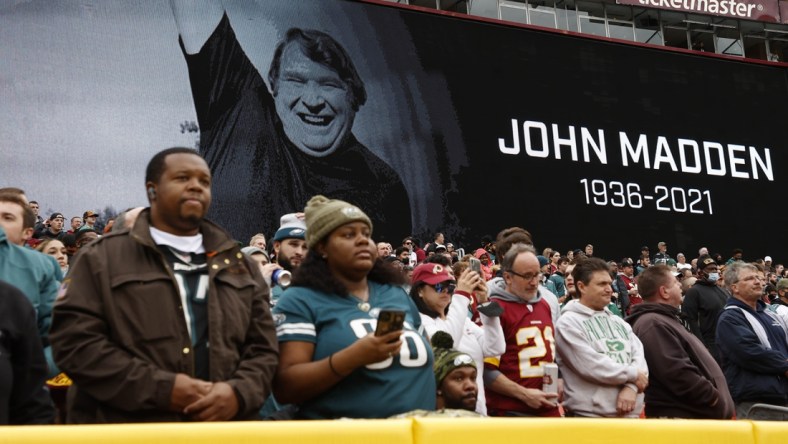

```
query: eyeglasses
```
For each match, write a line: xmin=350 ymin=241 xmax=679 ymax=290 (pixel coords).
xmin=507 ymin=270 xmax=542 ymax=281
xmin=432 ymin=282 xmax=456 ymax=294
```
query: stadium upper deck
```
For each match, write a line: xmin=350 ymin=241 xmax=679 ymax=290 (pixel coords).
xmin=389 ymin=0 xmax=788 ymax=62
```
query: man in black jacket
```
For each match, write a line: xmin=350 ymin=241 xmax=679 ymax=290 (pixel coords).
xmin=682 ymin=255 xmax=729 ymax=363
xmin=0 ymin=280 xmax=55 ymax=424
xmin=33 ymin=213 xmax=66 ymax=241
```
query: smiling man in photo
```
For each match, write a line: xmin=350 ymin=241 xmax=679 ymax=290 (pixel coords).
xmin=171 ymin=1 xmax=411 ymax=243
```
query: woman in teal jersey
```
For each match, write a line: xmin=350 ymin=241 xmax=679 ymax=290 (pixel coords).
xmin=273 ymin=195 xmax=435 ymax=419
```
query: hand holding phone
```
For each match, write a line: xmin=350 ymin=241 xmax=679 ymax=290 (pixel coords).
xmin=375 ymin=310 xmax=405 ymax=337
xmin=469 ymin=257 xmax=481 ymax=274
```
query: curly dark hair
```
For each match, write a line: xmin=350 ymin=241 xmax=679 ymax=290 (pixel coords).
xmin=291 ymin=249 xmax=406 ymax=295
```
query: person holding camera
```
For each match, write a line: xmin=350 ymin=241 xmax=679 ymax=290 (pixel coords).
xmin=272 ymin=195 xmax=435 ymax=419
xmin=410 ymin=261 xmax=504 ymax=415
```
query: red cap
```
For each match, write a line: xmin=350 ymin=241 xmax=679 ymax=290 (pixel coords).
xmin=411 ymin=263 xmax=455 ymax=286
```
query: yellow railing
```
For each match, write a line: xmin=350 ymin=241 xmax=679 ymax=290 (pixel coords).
xmin=2 ymin=417 xmax=787 ymax=444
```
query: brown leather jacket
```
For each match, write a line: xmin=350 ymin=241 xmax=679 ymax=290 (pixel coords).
xmin=50 ymin=210 xmax=278 ymax=423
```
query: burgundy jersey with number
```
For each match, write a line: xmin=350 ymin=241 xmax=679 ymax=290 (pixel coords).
xmin=485 ymin=297 xmax=560 ymax=416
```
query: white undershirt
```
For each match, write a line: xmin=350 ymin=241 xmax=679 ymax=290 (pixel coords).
xmin=149 ymin=226 xmax=205 ymax=254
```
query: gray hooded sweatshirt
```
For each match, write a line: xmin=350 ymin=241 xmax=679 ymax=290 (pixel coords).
xmin=555 ymin=300 xmax=648 ymax=417
xmin=486 ymin=277 xmax=560 ymax=326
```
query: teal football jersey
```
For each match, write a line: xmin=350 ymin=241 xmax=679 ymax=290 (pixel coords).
xmin=274 ymin=281 xmax=436 ymax=418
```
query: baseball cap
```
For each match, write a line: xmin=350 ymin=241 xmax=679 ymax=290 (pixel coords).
xmin=83 ymin=210 xmax=98 ymax=218
xmin=411 ymin=263 xmax=454 ymax=286
xmin=536 ymin=255 xmax=549 ymax=267
xmin=49 ymin=212 xmax=65 ymax=221
xmin=434 ymin=244 xmax=447 ymax=252
xmin=764 ymin=256 xmax=773 ymax=262
xmin=698 ymin=255 xmax=716 ymax=269
xmin=273 ymin=213 xmax=306 ymax=241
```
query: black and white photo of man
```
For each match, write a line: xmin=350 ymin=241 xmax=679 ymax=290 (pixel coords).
xmin=171 ymin=0 xmax=411 ymax=242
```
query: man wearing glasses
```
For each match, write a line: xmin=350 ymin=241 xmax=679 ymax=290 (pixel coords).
xmin=484 ymin=243 xmax=560 ymax=417
xmin=715 ymin=262 xmax=788 ymax=420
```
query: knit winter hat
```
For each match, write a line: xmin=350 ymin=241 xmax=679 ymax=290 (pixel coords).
xmin=304 ymin=195 xmax=372 ymax=248
xmin=431 ymin=331 xmax=476 ymax=387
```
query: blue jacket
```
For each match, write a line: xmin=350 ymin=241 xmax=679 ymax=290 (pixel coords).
xmin=715 ymin=297 xmax=788 ymax=404
xmin=0 ymin=226 xmax=61 ymax=377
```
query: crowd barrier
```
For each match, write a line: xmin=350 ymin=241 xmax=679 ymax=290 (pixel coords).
xmin=1 ymin=417 xmax=786 ymax=444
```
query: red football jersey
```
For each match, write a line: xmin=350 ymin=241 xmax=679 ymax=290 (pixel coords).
xmin=485 ymin=297 xmax=559 ymax=416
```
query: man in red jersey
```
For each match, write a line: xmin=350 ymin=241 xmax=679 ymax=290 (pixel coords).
xmin=484 ymin=243 xmax=560 ymax=417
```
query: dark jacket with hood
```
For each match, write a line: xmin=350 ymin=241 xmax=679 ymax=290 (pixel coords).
xmin=628 ymin=303 xmax=734 ymax=418
xmin=50 ymin=209 xmax=279 ymax=423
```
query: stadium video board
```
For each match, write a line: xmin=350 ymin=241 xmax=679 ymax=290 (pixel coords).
xmin=3 ymin=0 xmax=786 ymax=260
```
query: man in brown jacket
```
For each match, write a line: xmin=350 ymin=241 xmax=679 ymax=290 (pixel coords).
xmin=50 ymin=147 xmax=278 ymax=423
xmin=628 ymin=265 xmax=734 ymax=419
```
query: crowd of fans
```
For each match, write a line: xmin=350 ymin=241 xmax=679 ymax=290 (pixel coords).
xmin=1 ymin=149 xmax=787 ymax=425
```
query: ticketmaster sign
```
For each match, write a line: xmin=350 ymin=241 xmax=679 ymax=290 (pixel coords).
xmin=618 ymin=0 xmax=781 ymax=22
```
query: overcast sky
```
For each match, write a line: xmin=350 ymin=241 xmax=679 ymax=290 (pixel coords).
xmin=1 ymin=0 xmax=199 ymax=218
